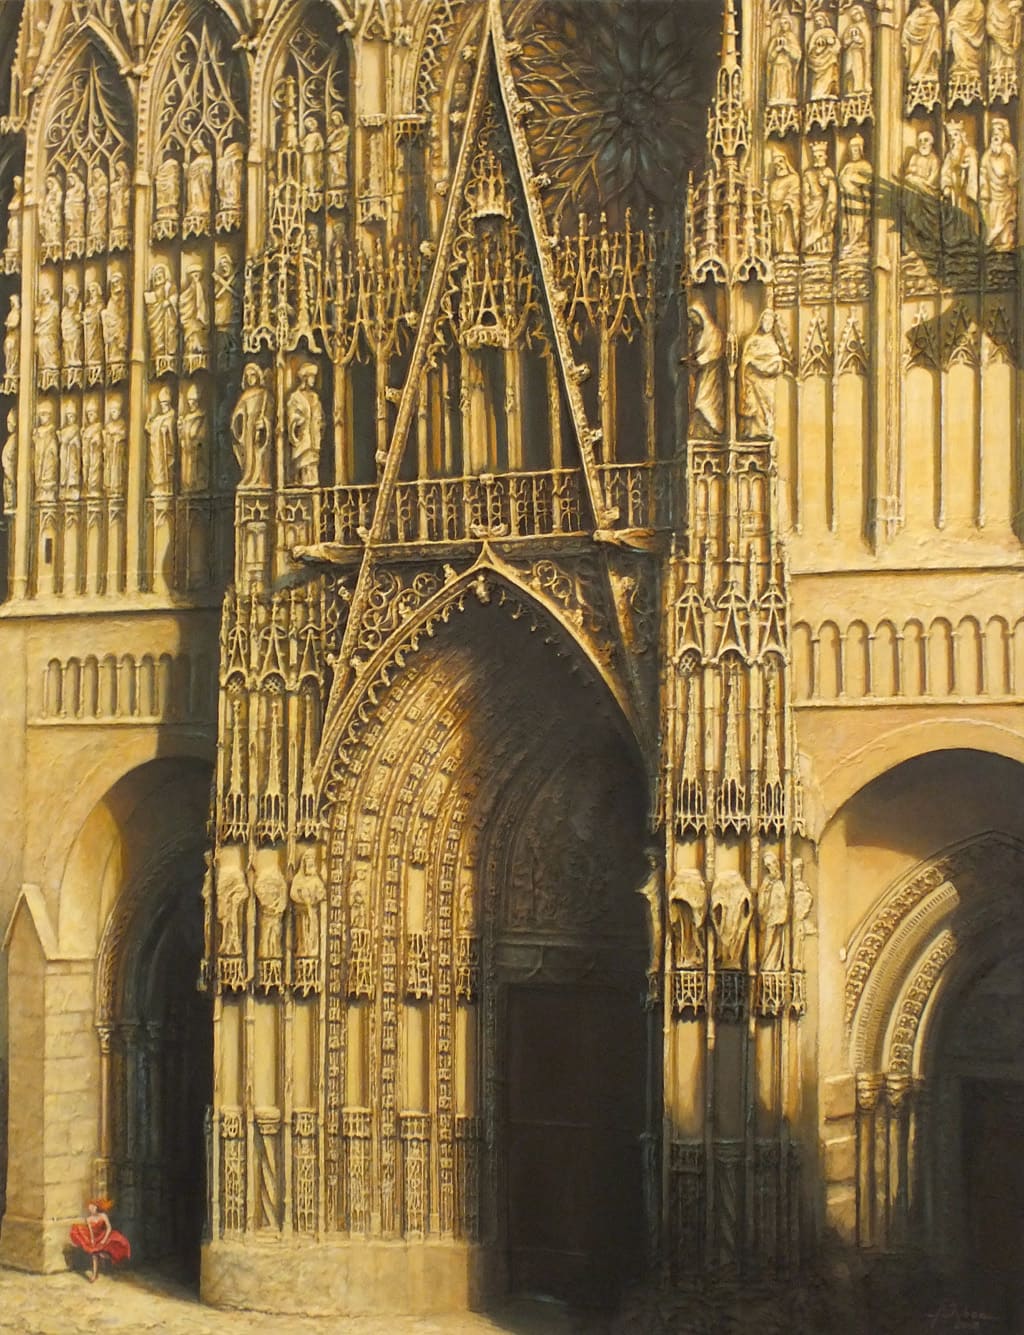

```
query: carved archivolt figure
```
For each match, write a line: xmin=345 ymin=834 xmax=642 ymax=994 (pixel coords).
xmin=801 ymin=140 xmax=838 ymax=253
xmin=33 ymin=404 xmax=59 ymax=501
xmin=710 ymin=870 xmax=752 ymax=970
xmin=61 ymin=286 xmax=84 ymax=379
xmin=738 ymin=310 xmax=784 ymax=440
xmin=988 ymin=0 xmax=1024 ymax=74
xmin=838 ymin=135 xmax=873 ymax=254
xmin=686 ymin=299 xmax=725 ymax=437
xmin=805 ymin=11 xmax=840 ymax=101
xmin=144 ymin=264 xmax=179 ymax=369
xmin=216 ymin=865 xmax=249 ymax=957
xmin=82 ymin=403 xmax=103 ymax=496
xmin=634 ymin=851 xmax=664 ymax=985
xmin=58 ymin=402 xmax=82 ymax=499
xmin=902 ymin=129 xmax=941 ymax=253
xmin=232 ymin=362 xmax=273 ymax=488
xmin=348 ymin=863 xmax=371 ymax=930
xmin=669 ymin=867 xmax=707 ymax=968
xmin=841 ymin=6 xmax=871 ymax=94
xmin=287 ymin=362 xmax=323 ymax=486
xmin=941 ymin=119 xmax=980 ymax=245
xmin=767 ymin=151 xmax=801 ymax=255
xmin=40 ymin=174 xmax=63 ymax=256
xmin=791 ymin=857 xmax=814 ymax=970
xmin=290 ymin=851 xmax=327 ymax=957
xmin=102 ymin=396 xmax=126 ymax=495
xmin=64 ymin=167 xmax=86 ymax=257
xmin=180 ymin=383 xmax=208 ymax=494
xmin=2 ymin=407 xmax=15 ymax=510
xmin=947 ymin=0 xmax=985 ymax=74
xmin=145 ymin=385 xmax=177 ymax=495
xmin=3 ymin=293 xmax=19 ymax=384
xmin=757 ymin=852 xmax=788 ymax=972
xmin=902 ymin=0 xmax=943 ymax=83
xmin=980 ymin=117 xmax=1018 ymax=250
xmin=35 ymin=289 xmax=61 ymax=386
xmin=5 ymin=175 xmax=22 ymax=260
xmin=255 ymin=866 xmax=289 ymax=958
xmin=102 ymin=273 xmax=128 ymax=370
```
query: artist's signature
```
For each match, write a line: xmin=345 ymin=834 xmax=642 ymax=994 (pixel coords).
xmin=926 ymin=1303 xmax=1002 ymax=1332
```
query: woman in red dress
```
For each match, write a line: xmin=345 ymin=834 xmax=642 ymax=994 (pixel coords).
xmin=69 ymin=1198 xmax=131 ymax=1282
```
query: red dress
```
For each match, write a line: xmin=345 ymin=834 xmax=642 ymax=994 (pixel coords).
xmin=69 ymin=1214 xmax=131 ymax=1264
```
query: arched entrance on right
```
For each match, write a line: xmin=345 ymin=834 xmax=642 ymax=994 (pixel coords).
xmin=835 ymin=749 xmax=1024 ymax=1325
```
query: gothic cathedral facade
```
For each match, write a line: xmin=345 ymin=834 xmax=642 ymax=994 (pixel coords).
xmin=1 ymin=0 xmax=1024 ymax=1319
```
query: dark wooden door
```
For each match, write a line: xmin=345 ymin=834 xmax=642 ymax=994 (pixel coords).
xmin=504 ymin=983 xmax=645 ymax=1307
xmin=962 ymin=1079 xmax=1024 ymax=1327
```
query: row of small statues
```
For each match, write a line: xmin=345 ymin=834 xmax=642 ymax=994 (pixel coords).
xmin=231 ymin=360 xmax=323 ymax=489
xmin=637 ymin=851 xmax=814 ymax=979
xmin=686 ymin=305 xmax=785 ymax=441
xmin=206 ymin=849 xmax=327 ymax=961
xmin=28 ymin=395 xmax=127 ymax=502
xmin=271 ymin=93 xmax=352 ymax=212
xmin=144 ymin=383 xmax=212 ymax=495
xmin=903 ymin=0 xmax=1023 ymax=90
xmin=16 ymin=277 xmax=129 ymax=393
xmin=37 ymin=159 xmax=131 ymax=263
xmin=767 ymin=5 xmax=872 ymax=106
xmin=152 ymin=134 xmax=244 ymax=239
xmin=144 ymin=256 xmax=242 ymax=375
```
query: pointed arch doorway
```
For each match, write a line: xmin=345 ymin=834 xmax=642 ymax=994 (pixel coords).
xmin=323 ymin=577 xmax=654 ymax=1312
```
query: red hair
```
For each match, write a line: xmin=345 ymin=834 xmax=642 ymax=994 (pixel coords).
xmin=87 ymin=1197 xmax=114 ymax=1212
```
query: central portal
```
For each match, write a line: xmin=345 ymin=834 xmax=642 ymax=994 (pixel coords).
xmin=504 ymin=983 xmax=645 ymax=1306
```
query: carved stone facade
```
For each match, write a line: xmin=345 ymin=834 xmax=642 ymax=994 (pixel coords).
xmin=0 ymin=0 xmax=1023 ymax=1324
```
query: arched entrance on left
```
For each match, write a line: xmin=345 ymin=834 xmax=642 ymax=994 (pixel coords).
xmin=0 ymin=755 xmax=212 ymax=1278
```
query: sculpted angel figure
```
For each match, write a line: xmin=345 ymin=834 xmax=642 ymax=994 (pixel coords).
xmin=738 ymin=310 xmax=784 ymax=440
xmin=232 ymin=362 xmax=273 ymax=487
xmin=290 ymin=851 xmax=327 ymax=957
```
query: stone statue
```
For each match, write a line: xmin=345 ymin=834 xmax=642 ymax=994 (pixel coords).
xmin=35 ymin=289 xmax=61 ymax=386
xmin=947 ymin=0 xmax=985 ymax=75
xmin=980 ymin=117 xmax=1018 ymax=250
xmin=63 ymin=166 xmax=86 ymax=256
xmin=710 ymin=870 xmax=752 ymax=970
xmin=838 ymin=135 xmax=873 ymax=254
xmin=255 ymin=866 xmax=289 ymax=958
xmin=902 ymin=129 xmax=941 ymax=253
xmin=634 ymin=850 xmax=664 ymax=987
xmin=60 ymin=285 xmax=84 ymax=380
xmin=668 ymin=867 xmax=707 ymax=968
xmin=154 ymin=154 xmax=181 ymax=227
xmin=2 ymin=293 xmax=19 ymax=384
xmin=84 ymin=283 xmax=104 ymax=382
xmin=216 ymin=865 xmax=249 ymax=957
xmin=841 ymin=6 xmax=871 ymax=94
xmin=185 ymin=136 xmax=214 ymax=226
xmin=941 ymin=119 xmax=980 ymax=246
xmin=1 ymin=407 xmax=15 ymax=511
xmin=33 ymin=404 xmax=59 ymax=501
xmin=901 ymin=0 xmax=942 ymax=83
xmin=791 ymin=858 xmax=814 ymax=970
xmin=86 ymin=159 xmax=108 ymax=255
xmin=180 ymin=267 xmax=210 ymax=363
xmin=286 ymin=362 xmax=323 ymax=486
xmin=326 ymin=109 xmax=351 ymax=199
xmin=805 ymin=11 xmax=840 ymax=101
xmin=738 ymin=310 xmax=784 ymax=440
xmin=217 ymin=140 xmax=244 ymax=221
xmin=301 ymin=115 xmax=324 ymax=199
xmin=109 ymin=156 xmax=131 ymax=244
xmin=348 ymin=862 xmax=371 ymax=930
xmin=145 ymin=385 xmax=177 ymax=495
xmin=102 ymin=396 xmax=126 ymax=495
xmin=40 ymin=174 xmax=63 ymax=255
xmin=290 ymin=850 xmax=327 ymax=957
xmin=757 ymin=852 xmax=788 ymax=972
xmin=767 ymin=12 xmax=801 ymax=105
xmin=988 ymin=0 xmax=1024 ymax=77
xmin=686 ymin=299 xmax=725 ymax=437
xmin=801 ymin=140 xmax=838 ymax=253
xmin=214 ymin=253 xmax=240 ymax=330
xmin=200 ymin=851 xmax=214 ymax=962
xmin=767 ymin=151 xmax=801 ymax=255
xmin=58 ymin=402 xmax=82 ymax=499
xmin=144 ymin=264 xmax=179 ymax=368
xmin=179 ymin=383 xmax=208 ymax=494
xmin=232 ymin=362 xmax=273 ymax=487
xmin=5 ymin=174 xmax=22 ymax=261
xmin=82 ymin=402 xmax=103 ymax=496
xmin=101 ymin=273 xmax=128 ymax=370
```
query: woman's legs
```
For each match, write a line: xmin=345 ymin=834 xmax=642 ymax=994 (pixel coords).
xmin=89 ymin=1253 xmax=99 ymax=1282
